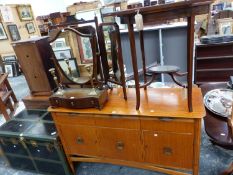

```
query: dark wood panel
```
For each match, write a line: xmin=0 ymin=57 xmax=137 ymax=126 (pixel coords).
xmin=195 ymin=42 xmax=233 ymax=84
xmin=196 ymin=69 xmax=233 ymax=83
xmin=196 ymin=44 xmax=233 ymax=58
xmin=22 ymin=95 xmax=50 ymax=109
xmin=196 ymin=57 xmax=233 ymax=69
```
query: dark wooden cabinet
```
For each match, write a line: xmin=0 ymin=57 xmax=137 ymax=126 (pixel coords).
xmin=195 ymin=42 xmax=233 ymax=85
xmin=12 ymin=37 xmax=56 ymax=95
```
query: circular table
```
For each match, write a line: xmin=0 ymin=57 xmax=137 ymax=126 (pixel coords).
xmin=200 ymin=82 xmax=233 ymax=150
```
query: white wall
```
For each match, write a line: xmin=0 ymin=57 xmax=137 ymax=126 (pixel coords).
xmin=0 ymin=0 xmax=95 ymax=16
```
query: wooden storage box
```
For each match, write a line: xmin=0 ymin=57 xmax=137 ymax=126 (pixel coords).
xmin=49 ymin=88 xmax=108 ymax=110
xmin=0 ymin=109 xmax=71 ymax=175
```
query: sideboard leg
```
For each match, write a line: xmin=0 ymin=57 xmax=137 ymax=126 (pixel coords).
xmin=193 ymin=119 xmax=201 ymax=175
xmin=68 ymin=157 xmax=75 ymax=174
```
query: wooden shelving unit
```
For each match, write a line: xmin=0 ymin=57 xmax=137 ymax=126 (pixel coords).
xmin=195 ymin=42 xmax=233 ymax=85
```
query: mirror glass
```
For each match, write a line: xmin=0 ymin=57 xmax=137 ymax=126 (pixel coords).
xmin=50 ymin=30 xmax=93 ymax=84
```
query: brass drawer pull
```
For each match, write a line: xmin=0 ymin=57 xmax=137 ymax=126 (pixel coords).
xmin=163 ymin=147 xmax=173 ymax=156
xmin=116 ymin=141 xmax=124 ymax=150
xmin=77 ymin=137 xmax=84 ymax=144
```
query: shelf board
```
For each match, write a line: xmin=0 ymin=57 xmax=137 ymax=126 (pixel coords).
xmin=196 ymin=68 xmax=233 ymax=72
xmin=196 ymin=55 xmax=233 ymax=60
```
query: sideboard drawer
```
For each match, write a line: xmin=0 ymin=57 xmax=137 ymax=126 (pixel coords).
xmin=98 ymin=128 xmax=142 ymax=162
xmin=94 ymin=116 xmax=140 ymax=129
xmin=54 ymin=113 xmax=95 ymax=126
xmin=59 ymin=124 xmax=98 ymax=156
xmin=143 ymin=131 xmax=193 ymax=169
xmin=141 ymin=118 xmax=194 ymax=133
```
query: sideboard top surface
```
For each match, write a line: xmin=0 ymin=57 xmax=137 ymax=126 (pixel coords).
xmin=48 ymin=88 xmax=205 ymax=118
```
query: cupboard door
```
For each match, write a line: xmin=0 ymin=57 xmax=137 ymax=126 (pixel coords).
xmin=59 ymin=124 xmax=98 ymax=156
xmin=143 ymin=131 xmax=193 ymax=169
xmin=98 ymin=128 xmax=142 ymax=162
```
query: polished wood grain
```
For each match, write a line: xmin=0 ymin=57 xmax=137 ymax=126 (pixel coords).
xmin=103 ymin=1 xmax=212 ymax=18
xmin=143 ymin=131 xmax=193 ymax=169
xmin=102 ymin=0 xmax=212 ymax=111
xmin=94 ymin=116 xmax=140 ymax=129
xmin=141 ymin=118 xmax=194 ymax=133
xmin=12 ymin=37 xmax=57 ymax=95
xmin=195 ymin=42 xmax=233 ymax=84
xmin=187 ymin=15 xmax=195 ymax=112
xmin=98 ymin=128 xmax=142 ymax=162
xmin=54 ymin=113 xmax=96 ymax=126
xmin=139 ymin=30 xmax=147 ymax=90
xmin=97 ymin=23 xmax=127 ymax=100
xmin=58 ymin=124 xmax=99 ymax=156
xmin=51 ymin=88 xmax=204 ymax=175
xmin=22 ymin=95 xmax=50 ymax=109
xmin=0 ymin=73 xmax=18 ymax=121
xmin=49 ymin=87 xmax=205 ymax=118
xmin=193 ymin=119 xmax=201 ymax=175
xmin=127 ymin=22 xmax=140 ymax=110
xmin=200 ymin=83 xmax=233 ymax=149
xmin=52 ymin=118 xmax=201 ymax=175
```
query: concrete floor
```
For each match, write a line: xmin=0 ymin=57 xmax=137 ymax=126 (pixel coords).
xmin=0 ymin=75 xmax=232 ymax=175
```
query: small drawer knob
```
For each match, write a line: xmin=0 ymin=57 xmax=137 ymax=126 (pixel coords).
xmin=77 ymin=137 xmax=84 ymax=144
xmin=163 ymin=147 xmax=173 ymax=156
xmin=116 ymin=141 xmax=124 ymax=150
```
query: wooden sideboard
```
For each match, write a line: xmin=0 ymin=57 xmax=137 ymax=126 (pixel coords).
xmin=195 ymin=42 xmax=233 ymax=85
xmin=49 ymin=88 xmax=205 ymax=175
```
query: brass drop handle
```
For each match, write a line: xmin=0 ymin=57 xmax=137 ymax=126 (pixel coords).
xmin=77 ymin=137 xmax=84 ymax=144
xmin=116 ymin=141 xmax=124 ymax=150
xmin=163 ymin=147 xmax=173 ymax=156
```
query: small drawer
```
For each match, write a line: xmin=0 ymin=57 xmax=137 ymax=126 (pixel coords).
xmin=95 ymin=115 xmax=140 ymax=129
xmin=143 ymin=131 xmax=193 ymax=169
xmin=98 ymin=128 xmax=142 ymax=162
xmin=53 ymin=112 xmax=95 ymax=126
xmin=59 ymin=124 xmax=98 ymax=156
xmin=141 ymin=118 xmax=194 ymax=133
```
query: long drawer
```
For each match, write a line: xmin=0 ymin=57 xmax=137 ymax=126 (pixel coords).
xmin=54 ymin=112 xmax=140 ymax=129
xmin=140 ymin=117 xmax=194 ymax=133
